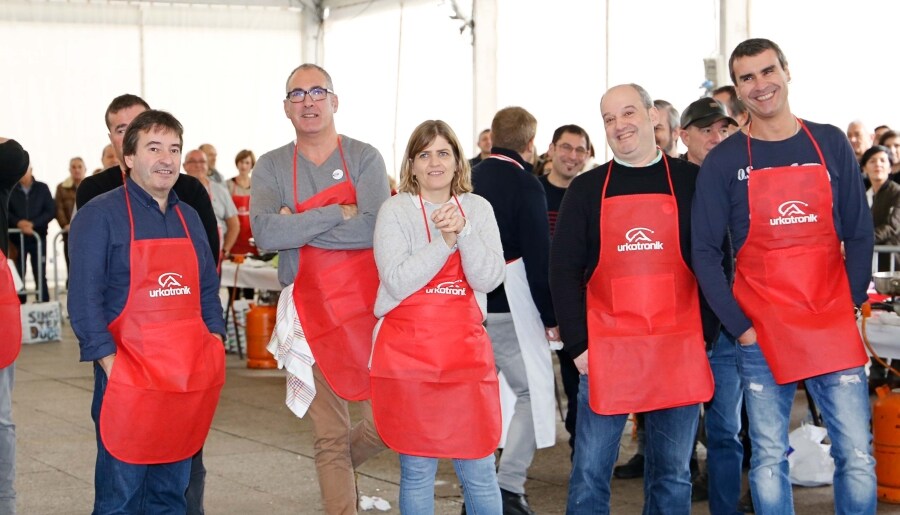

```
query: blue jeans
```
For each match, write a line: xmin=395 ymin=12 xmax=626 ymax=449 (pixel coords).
xmin=0 ymin=365 xmax=14 ymax=515
xmin=736 ymin=342 xmax=876 ymax=515
xmin=705 ymin=331 xmax=743 ymax=515
xmin=92 ymin=364 xmax=191 ymax=515
xmin=399 ymin=453 xmax=500 ymax=514
xmin=567 ymin=375 xmax=699 ymax=515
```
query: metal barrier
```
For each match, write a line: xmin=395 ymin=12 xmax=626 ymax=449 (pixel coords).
xmin=51 ymin=230 xmax=66 ymax=301
xmin=8 ymin=228 xmax=44 ymax=301
xmin=874 ymin=245 xmax=900 ymax=274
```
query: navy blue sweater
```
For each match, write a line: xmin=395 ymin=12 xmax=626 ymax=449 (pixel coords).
xmin=472 ymin=147 xmax=556 ymax=327
xmin=692 ymin=120 xmax=874 ymax=338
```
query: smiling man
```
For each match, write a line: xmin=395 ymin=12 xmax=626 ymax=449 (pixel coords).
xmin=692 ymin=38 xmax=876 ymax=513
xmin=550 ymin=83 xmax=714 ymax=515
xmin=539 ymin=124 xmax=591 ymax=455
xmin=69 ymin=110 xmax=226 ymax=514
xmin=250 ymin=63 xmax=389 ymax=514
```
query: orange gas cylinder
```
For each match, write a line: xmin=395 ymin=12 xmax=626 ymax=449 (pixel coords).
xmin=873 ymin=385 xmax=900 ymax=503
xmin=245 ymin=303 xmax=277 ymax=369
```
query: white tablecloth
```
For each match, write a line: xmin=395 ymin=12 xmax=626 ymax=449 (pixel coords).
xmin=859 ymin=310 xmax=900 ymax=360
xmin=220 ymin=260 xmax=282 ymax=292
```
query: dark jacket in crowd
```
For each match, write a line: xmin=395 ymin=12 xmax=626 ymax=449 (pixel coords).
xmin=0 ymin=141 xmax=30 ymax=254
xmin=8 ymin=178 xmax=55 ymax=238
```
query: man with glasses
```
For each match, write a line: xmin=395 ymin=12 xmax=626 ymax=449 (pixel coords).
xmin=251 ymin=63 xmax=388 ymax=514
xmin=540 ymin=124 xmax=591 ymax=456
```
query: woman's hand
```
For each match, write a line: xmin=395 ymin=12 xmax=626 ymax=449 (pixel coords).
xmin=432 ymin=203 xmax=466 ymax=248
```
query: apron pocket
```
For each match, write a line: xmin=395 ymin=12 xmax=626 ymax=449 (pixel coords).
xmin=121 ymin=318 xmax=221 ymax=392
xmin=610 ymin=273 xmax=677 ymax=331
xmin=763 ymin=246 xmax=830 ymax=312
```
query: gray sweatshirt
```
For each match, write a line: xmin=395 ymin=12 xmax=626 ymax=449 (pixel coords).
xmin=250 ymin=136 xmax=390 ymax=287
xmin=373 ymin=192 xmax=505 ymax=319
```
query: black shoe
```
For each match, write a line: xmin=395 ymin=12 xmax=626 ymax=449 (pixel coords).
xmin=737 ymin=488 xmax=754 ymax=513
xmin=501 ymin=488 xmax=536 ymax=515
xmin=613 ymin=453 xmax=644 ymax=479
xmin=691 ymin=472 xmax=708 ymax=502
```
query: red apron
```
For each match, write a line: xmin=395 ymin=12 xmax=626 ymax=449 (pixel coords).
xmin=733 ymin=120 xmax=868 ymax=384
xmin=100 ymin=185 xmax=226 ymax=464
xmin=291 ymin=139 xmax=379 ymax=401
xmin=370 ymin=196 xmax=500 ymax=458
xmin=0 ymin=250 xmax=21 ymax=368
xmin=586 ymin=156 xmax=713 ymax=415
xmin=230 ymin=189 xmax=256 ymax=256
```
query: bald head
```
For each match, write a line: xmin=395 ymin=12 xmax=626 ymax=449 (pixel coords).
xmin=847 ymin=121 xmax=872 ymax=160
xmin=183 ymin=149 xmax=209 ymax=181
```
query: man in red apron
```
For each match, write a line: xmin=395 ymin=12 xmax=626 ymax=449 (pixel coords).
xmin=0 ymin=137 xmax=29 ymax=514
xmin=250 ymin=63 xmax=389 ymax=514
xmin=76 ymin=94 xmax=221 ymax=515
xmin=471 ymin=106 xmax=560 ymax=515
xmin=550 ymin=84 xmax=714 ymax=514
xmin=69 ymin=111 xmax=226 ymax=514
xmin=692 ymin=38 xmax=876 ymax=514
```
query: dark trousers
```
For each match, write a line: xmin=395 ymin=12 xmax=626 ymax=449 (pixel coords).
xmin=91 ymin=365 xmax=191 ymax=515
xmin=13 ymin=235 xmax=48 ymax=303
xmin=556 ymin=349 xmax=580 ymax=454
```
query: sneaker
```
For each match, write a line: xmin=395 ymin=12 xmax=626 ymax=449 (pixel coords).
xmin=613 ymin=453 xmax=644 ymax=479
xmin=500 ymin=488 xmax=536 ymax=515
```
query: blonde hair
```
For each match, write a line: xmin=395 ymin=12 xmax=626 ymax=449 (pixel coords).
xmin=398 ymin=120 xmax=472 ymax=196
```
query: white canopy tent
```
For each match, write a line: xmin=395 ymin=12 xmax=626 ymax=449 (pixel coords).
xmin=0 ymin=0 xmax=896 ymax=201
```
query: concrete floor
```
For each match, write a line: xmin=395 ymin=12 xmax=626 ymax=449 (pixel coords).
xmin=9 ymin=320 xmax=897 ymax=514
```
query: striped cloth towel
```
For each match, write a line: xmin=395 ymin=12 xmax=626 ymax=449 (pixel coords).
xmin=266 ymin=284 xmax=316 ymax=418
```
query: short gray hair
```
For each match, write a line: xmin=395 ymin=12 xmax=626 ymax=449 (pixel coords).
xmin=285 ymin=63 xmax=334 ymax=93
xmin=653 ymin=99 xmax=679 ymax=130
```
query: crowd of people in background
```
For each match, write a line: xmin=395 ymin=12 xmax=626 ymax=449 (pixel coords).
xmin=6 ymin=134 xmax=259 ymax=307
xmin=0 ymin=35 xmax=887 ymax=515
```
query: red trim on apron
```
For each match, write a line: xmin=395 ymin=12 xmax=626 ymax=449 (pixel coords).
xmin=733 ymin=120 xmax=868 ymax=383
xmin=370 ymin=195 xmax=500 ymax=458
xmin=585 ymin=156 xmax=713 ymax=415
xmin=290 ymin=138 xmax=379 ymax=401
xmin=0 ymin=250 xmax=21 ymax=368
xmin=101 ymin=183 xmax=226 ymax=464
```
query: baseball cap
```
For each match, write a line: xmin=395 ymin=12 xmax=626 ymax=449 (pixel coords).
xmin=680 ymin=98 xmax=737 ymax=129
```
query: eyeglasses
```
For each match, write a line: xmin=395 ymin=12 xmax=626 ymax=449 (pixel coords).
xmin=184 ymin=159 xmax=207 ymax=165
xmin=285 ymin=86 xmax=333 ymax=103
xmin=556 ymin=143 xmax=589 ymax=158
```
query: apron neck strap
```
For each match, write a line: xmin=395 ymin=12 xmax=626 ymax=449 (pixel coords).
xmin=417 ymin=194 xmax=463 ymax=244
xmin=293 ymin=136 xmax=350 ymax=209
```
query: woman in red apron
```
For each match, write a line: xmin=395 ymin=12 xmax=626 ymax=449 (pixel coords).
xmin=370 ymin=120 xmax=505 ymax=513
xmin=227 ymin=149 xmax=257 ymax=300
xmin=227 ymin=149 xmax=257 ymax=258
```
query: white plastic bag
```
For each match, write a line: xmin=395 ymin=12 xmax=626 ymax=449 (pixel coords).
xmin=787 ymin=423 xmax=835 ymax=486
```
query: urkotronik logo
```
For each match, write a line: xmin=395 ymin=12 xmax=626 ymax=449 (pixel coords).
xmin=149 ymin=272 xmax=191 ymax=298
xmin=770 ymin=200 xmax=818 ymax=226
xmin=425 ymin=279 xmax=467 ymax=296
xmin=617 ymin=227 xmax=664 ymax=252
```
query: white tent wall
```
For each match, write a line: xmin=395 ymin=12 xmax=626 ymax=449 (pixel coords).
xmin=0 ymin=0 xmax=302 ymax=290
xmin=4 ymin=0 xmax=900 ymax=291
xmin=324 ymin=0 xmax=475 ymax=176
